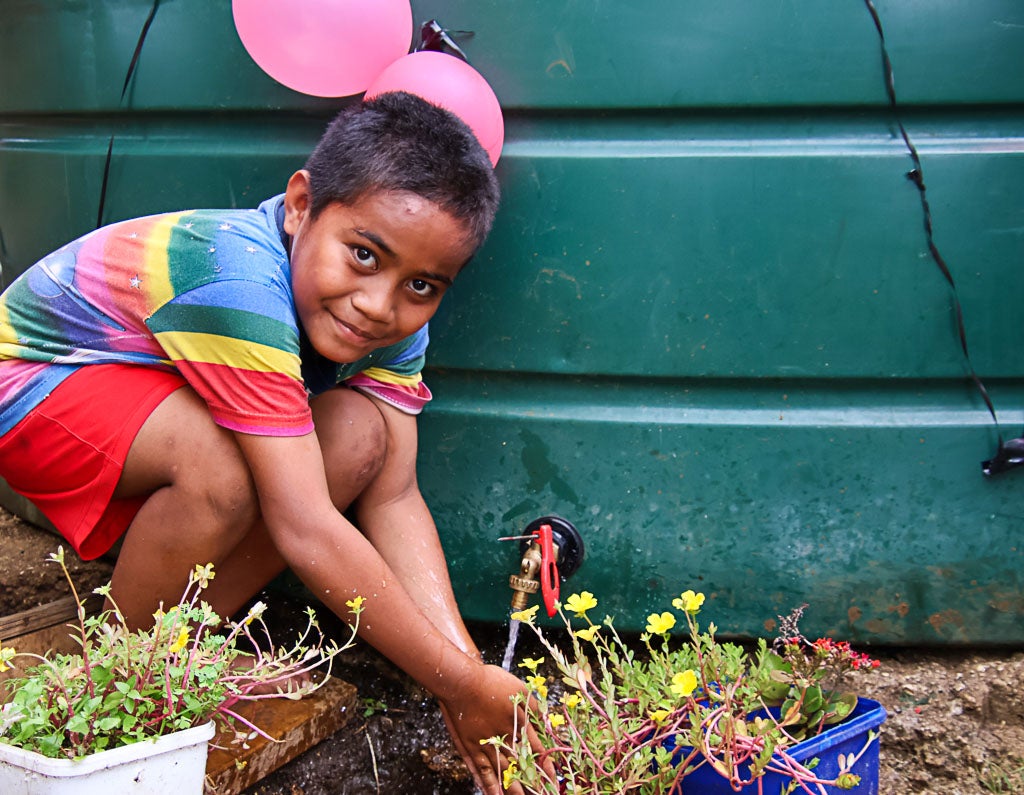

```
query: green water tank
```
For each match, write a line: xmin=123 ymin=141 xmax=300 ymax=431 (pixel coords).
xmin=2 ymin=1 xmax=1022 ymax=643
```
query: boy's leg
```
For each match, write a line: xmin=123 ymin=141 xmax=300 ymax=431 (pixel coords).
xmin=110 ymin=384 xmax=390 ymax=627
xmin=108 ymin=386 xmax=262 ymax=628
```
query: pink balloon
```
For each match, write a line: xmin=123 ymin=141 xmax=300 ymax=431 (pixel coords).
xmin=364 ymin=51 xmax=504 ymax=166
xmin=232 ymin=0 xmax=413 ymax=98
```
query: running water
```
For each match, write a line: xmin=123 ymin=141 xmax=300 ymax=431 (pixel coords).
xmin=501 ymin=619 xmax=521 ymax=671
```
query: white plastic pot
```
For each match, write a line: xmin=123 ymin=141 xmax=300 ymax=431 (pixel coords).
xmin=0 ymin=720 xmax=215 ymax=794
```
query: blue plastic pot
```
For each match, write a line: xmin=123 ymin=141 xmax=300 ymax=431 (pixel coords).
xmin=672 ymin=697 xmax=887 ymax=794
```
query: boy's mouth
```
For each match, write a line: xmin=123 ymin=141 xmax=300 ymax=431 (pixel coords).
xmin=335 ymin=316 xmax=380 ymax=343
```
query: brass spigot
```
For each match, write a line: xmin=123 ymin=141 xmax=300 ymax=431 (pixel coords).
xmin=509 ymin=541 xmax=544 ymax=612
xmin=504 ymin=516 xmax=583 ymax=617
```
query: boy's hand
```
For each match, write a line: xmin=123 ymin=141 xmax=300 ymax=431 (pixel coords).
xmin=438 ymin=663 xmax=554 ymax=795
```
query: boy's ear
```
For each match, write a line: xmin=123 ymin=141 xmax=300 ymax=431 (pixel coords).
xmin=283 ymin=170 xmax=312 ymax=236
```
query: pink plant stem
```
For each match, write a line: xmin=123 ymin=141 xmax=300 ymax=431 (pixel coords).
xmin=216 ymin=705 xmax=277 ymax=742
xmin=564 ymin=712 xmax=613 ymax=777
xmin=139 ymin=710 xmax=175 ymax=730
xmin=579 ymin=678 xmax=613 ymax=725
xmin=763 ymin=731 xmax=877 ymax=794
xmin=175 ymin=612 xmax=213 ymax=715
xmin=210 ymin=614 xmax=253 ymax=669
xmin=763 ymin=753 xmax=828 ymax=794
xmin=64 ymin=572 xmax=98 ymax=704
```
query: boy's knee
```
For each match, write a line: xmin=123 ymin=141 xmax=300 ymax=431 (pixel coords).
xmin=349 ymin=423 xmax=387 ymax=488
xmin=336 ymin=393 xmax=389 ymax=486
xmin=180 ymin=434 xmax=259 ymax=531
xmin=205 ymin=462 xmax=260 ymax=529
xmin=312 ymin=388 xmax=390 ymax=506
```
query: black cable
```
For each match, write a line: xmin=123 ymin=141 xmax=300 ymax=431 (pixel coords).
xmin=862 ymin=0 xmax=1022 ymax=477
xmin=96 ymin=0 xmax=161 ymax=230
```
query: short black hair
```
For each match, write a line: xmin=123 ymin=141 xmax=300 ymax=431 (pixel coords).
xmin=304 ymin=92 xmax=500 ymax=251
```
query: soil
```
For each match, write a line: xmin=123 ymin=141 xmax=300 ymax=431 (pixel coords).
xmin=2 ymin=506 xmax=1022 ymax=794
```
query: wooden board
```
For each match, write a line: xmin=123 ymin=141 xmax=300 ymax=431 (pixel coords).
xmin=205 ymin=676 xmax=358 ymax=795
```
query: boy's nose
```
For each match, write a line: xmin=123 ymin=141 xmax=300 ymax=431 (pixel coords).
xmin=351 ymin=280 xmax=393 ymax=323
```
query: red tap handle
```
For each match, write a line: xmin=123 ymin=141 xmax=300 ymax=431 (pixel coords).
xmin=536 ymin=523 xmax=560 ymax=617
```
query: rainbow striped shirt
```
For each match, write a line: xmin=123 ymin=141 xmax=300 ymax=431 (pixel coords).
xmin=0 ymin=195 xmax=430 ymax=437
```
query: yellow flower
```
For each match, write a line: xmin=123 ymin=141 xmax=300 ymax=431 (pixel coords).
xmin=526 ymin=674 xmax=548 ymax=700
xmin=563 ymin=591 xmax=597 ymax=618
xmin=503 ymin=760 xmax=518 ymax=789
xmin=0 ymin=646 xmax=16 ymax=673
xmin=562 ymin=693 xmax=582 ymax=709
xmin=672 ymin=590 xmax=705 ymax=613
xmin=346 ymin=596 xmax=365 ymax=614
xmin=549 ymin=713 xmax=565 ymax=728
xmin=645 ymin=611 xmax=676 ymax=635
xmin=670 ymin=670 xmax=698 ymax=699
xmin=510 ymin=604 xmax=539 ymax=623
xmin=575 ymin=625 xmax=600 ymax=642
xmin=649 ymin=709 xmax=671 ymax=724
xmin=193 ymin=563 xmax=216 ymax=589
xmin=518 ymin=656 xmax=544 ymax=673
xmin=169 ymin=628 xmax=190 ymax=655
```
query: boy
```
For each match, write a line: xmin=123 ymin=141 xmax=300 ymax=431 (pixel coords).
xmin=0 ymin=92 xmax=543 ymax=794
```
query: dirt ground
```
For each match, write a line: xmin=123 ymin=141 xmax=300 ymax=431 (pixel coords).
xmin=1 ymin=507 xmax=1022 ymax=794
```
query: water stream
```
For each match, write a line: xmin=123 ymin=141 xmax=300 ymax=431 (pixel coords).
xmin=500 ymin=619 xmax=521 ymax=671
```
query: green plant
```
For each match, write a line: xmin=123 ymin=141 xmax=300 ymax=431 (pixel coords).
xmin=0 ymin=548 xmax=357 ymax=759
xmin=488 ymin=590 xmax=879 ymax=794
xmin=361 ymin=696 xmax=390 ymax=718
xmin=979 ymin=756 xmax=1024 ymax=793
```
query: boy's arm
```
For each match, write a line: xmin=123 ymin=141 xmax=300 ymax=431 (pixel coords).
xmin=352 ymin=398 xmax=480 ymax=658
xmin=351 ymin=398 xmax=506 ymax=781
xmin=232 ymin=430 xmax=537 ymax=795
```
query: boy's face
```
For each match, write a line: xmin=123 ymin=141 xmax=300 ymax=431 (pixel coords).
xmin=283 ymin=170 xmax=475 ymax=364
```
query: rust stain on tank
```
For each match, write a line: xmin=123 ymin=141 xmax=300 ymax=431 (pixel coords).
xmin=986 ymin=589 xmax=1024 ymax=613
xmin=888 ymin=602 xmax=910 ymax=618
xmin=927 ymin=609 xmax=964 ymax=634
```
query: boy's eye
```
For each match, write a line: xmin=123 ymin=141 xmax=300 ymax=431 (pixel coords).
xmin=352 ymin=247 xmax=377 ymax=269
xmin=409 ymin=279 xmax=436 ymax=298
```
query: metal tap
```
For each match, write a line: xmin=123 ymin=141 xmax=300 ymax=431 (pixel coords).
xmin=509 ymin=540 xmax=544 ymax=612
xmin=503 ymin=516 xmax=585 ymax=617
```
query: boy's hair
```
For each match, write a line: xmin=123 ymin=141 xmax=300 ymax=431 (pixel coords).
xmin=304 ymin=92 xmax=501 ymax=251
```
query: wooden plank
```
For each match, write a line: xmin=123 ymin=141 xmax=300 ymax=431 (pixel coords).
xmin=0 ymin=593 xmax=103 ymax=639
xmin=0 ymin=595 xmax=105 ymax=688
xmin=0 ymin=623 xmax=83 ymax=688
xmin=205 ymin=676 xmax=358 ymax=795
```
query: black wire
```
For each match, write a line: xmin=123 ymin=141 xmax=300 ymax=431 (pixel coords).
xmin=862 ymin=0 xmax=1020 ymax=476
xmin=96 ymin=0 xmax=161 ymax=230
xmin=96 ymin=135 xmax=117 ymax=231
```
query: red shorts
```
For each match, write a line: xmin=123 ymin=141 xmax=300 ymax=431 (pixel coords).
xmin=0 ymin=364 xmax=186 ymax=560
